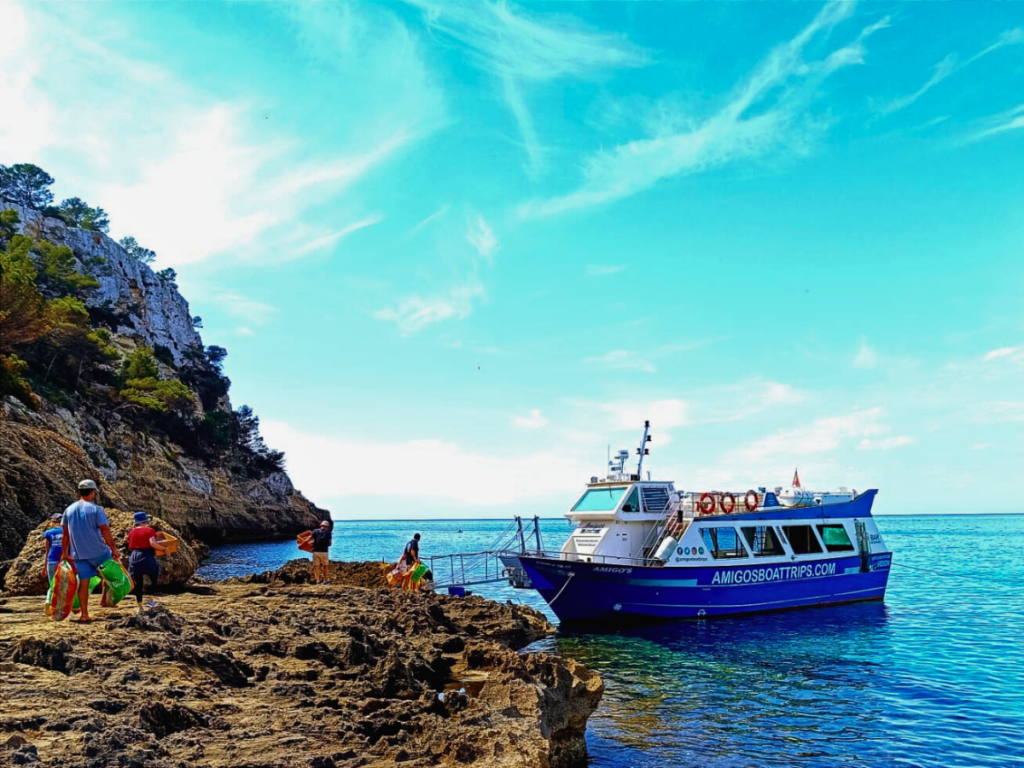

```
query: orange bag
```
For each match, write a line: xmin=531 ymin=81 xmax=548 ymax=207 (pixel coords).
xmin=49 ymin=560 xmax=78 ymax=622
xmin=297 ymin=531 xmax=314 ymax=553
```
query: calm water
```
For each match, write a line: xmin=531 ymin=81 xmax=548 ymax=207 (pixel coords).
xmin=198 ymin=515 xmax=1024 ymax=767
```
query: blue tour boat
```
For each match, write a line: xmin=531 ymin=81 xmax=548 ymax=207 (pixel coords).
xmin=517 ymin=422 xmax=893 ymax=623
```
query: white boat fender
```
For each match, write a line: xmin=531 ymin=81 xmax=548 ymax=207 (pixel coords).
xmin=654 ymin=536 xmax=678 ymax=561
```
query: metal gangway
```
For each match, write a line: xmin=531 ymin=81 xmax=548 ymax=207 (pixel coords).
xmin=428 ymin=516 xmax=544 ymax=592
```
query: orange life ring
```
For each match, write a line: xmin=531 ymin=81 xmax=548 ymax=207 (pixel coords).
xmin=720 ymin=493 xmax=736 ymax=514
xmin=698 ymin=493 xmax=716 ymax=516
xmin=744 ymin=490 xmax=759 ymax=512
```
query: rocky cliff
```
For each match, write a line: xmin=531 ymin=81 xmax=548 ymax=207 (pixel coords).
xmin=1 ymin=204 xmax=325 ymax=585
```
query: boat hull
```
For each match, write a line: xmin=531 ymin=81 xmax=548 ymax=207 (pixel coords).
xmin=519 ymin=552 xmax=892 ymax=623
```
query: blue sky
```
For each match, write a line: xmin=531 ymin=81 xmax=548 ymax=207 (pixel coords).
xmin=3 ymin=1 xmax=1023 ymax=517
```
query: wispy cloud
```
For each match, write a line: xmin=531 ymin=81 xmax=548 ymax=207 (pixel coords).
xmin=411 ymin=0 xmax=648 ymax=175
xmin=521 ymin=2 xmax=888 ymax=217
xmin=290 ymin=217 xmax=383 ymax=260
xmin=983 ymin=346 xmax=1024 ymax=362
xmin=878 ymin=54 xmax=958 ymax=116
xmin=373 ymin=281 xmax=485 ymax=336
xmin=408 ymin=204 xmax=450 ymax=237
xmin=5 ymin=2 xmax=443 ymax=267
xmin=465 ymin=212 xmax=499 ymax=260
xmin=199 ymin=290 xmax=276 ymax=326
xmin=857 ymin=435 xmax=915 ymax=451
xmin=880 ymin=28 xmax=1024 ymax=117
xmin=586 ymin=264 xmax=627 ymax=277
xmin=854 ymin=336 xmax=879 ymax=369
xmin=511 ymin=409 xmax=548 ymax=430
xmin=583 ymin=350 xmax=657 ymax=373
xmin=965 ymin=104 xmax=1024 ymax=144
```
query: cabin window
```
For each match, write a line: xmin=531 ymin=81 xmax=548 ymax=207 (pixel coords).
xmin=782 ymin=525 xmax=823 ymax=555
xmin=572 ymin=487 xmax=627 ymax=512
xmin=817 ymin=524 xmax=855 ymax=553
xmin=620 ymin=487 xmax=641 ymax=513
xmin=741 ymin=526 xmax=785 ymax=557
xmin=700 ymin=527 xmax=748 ymax=559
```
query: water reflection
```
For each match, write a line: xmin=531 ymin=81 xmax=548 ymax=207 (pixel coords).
xmin=534 ymin=603 xmax=900 ymax=767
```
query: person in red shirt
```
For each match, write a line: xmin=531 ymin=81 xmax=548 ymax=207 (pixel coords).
xmin=126 ymin=511 xmax=164 ymax=607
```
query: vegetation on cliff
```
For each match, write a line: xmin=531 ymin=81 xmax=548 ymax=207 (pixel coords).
xmin=0 ymin=164 xmax=283 ymax=478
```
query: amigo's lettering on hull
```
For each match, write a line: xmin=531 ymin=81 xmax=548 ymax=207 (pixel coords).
xmin=711 ymin=562 xmax=837 ymax=585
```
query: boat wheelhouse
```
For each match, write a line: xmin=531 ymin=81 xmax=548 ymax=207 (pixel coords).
xmin=517 ymin=422 xmax=893 ymax=623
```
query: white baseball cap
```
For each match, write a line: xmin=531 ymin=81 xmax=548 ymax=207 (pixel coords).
xmin=78 ymin=479 xmax=98 ymax=491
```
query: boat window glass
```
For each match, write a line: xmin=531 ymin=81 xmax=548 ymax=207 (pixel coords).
xmin=782 ymin=525 xmax=823 ymax=555
xmin=700 ymin=527 xmax=748 ymax=559
xmin=817 ymin=524 xmax=855 ymax=553
xmin=620 ymin=487 xmax=641 ymax=513
xmin=572 ymin=487 xmax=627 ymax=512
xmin=741 ymin=526 xmax=785 ymax=557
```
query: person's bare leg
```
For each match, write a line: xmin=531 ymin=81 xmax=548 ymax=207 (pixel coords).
xmin=77 ymin=578 xmax=91 ymax=621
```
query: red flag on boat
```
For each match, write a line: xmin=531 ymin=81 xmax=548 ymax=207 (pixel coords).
xmin=793 ymin=468 xmax=801 ymax=488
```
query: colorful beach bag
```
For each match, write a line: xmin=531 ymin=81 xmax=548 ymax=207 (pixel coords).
xmin=98 ymin=559 xmax=134 ymax=607
xmin=49 ymin=560 xmax=78 ymax=621
xmin=297 ymin=531 xmax=314 ymax=553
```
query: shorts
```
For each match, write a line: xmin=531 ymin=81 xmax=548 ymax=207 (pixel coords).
xmin=312 ymin=552 xmax=329 ymax=565
xmin=74 ymin=549 xmax=112 ymax=581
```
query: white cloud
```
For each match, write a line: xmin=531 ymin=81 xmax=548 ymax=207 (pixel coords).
xmin=983 ymin=346 xmax=1024 ymax=362
xmin=586 ymin=264 xmax=627 ymax=276
xmin=290 ymin=217 xmax=383 ymax=260
xmin=261 ymin=419 xmax=590 ymax=507
xmin=373 ymin=281 xmax=485 ymax=335
xmin=879 ymin=54 xmax=958 ymax=116
xmin=409 ymin=204 xmax=450 ymax=236
xmin=511 ymin=409 xmax=548 ymax=430
xmin=880 ymin=28 xmax=1024 ymax=117
xmin=857 ymin=435 xmax=915 ymax=451
xmin=964 ymin=103 xmax=1024 ymax=144
xmin=4 ymin=2 xmax=442 ymax=267
xmin=465 ymin=212 xmax=499 ymax=260
xmin=0 ymin=4 xmax=55 ymax=159
xmin=207 ymin=290 xmax=276 ymax=325
xmin=521 ymin=3 xmax=888 ymax=217
xmin=594 ymin=398 xmax=690 ymax=432
xmin=970 ymin=443 xmax=991 ymax=451
xmin=583 ymin=350 xmax=656 ymax=373
xmin=236 ymin=326 xmax=256 ymax=337
xmin=970 ymin=401 xmax=1024 ymax=423
xmin=854 ymin=336 xmax=879 ymax=368
xmin=729 ymin=407 xmax=886 ymax=465
xmin=412 ymin=0 xmax=648 ymax=174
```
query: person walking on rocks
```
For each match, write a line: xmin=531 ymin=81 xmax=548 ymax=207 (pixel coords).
xmin=61 ymin=480 xmax=119 ymax=623
xmin=41 ymin=514 xmax=64 ymax=586
xmin=127 ymin=511 xmax=164 ymax=608
xmin=401 ymin=533 xmax=421 ymax=569
xmin=310 ymin=519 xmax=333 ymax=584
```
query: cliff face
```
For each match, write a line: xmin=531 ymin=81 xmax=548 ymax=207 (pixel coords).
xmin=1 ymin=206 xmax=324 ymax=584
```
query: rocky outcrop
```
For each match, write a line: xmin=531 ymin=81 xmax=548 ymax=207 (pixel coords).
xmin=3 ymin=509 xmax=200 ymax=596
xmin=1 ymin=207 xmax=326 ymax=585
xmin=10 ymin=203 xmax=201 ymax=366
xmin=0 ymin=578 xmax=604 ymax=767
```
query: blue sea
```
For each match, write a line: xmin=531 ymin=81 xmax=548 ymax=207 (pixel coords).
xmin=198 ymin=515 xmax=1024 ymax=767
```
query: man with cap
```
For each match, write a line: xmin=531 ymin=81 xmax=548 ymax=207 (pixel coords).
xmin=127 ymin=511 xmax=164 ymax=608
xmin=309 ymin=518 xmax=333 ymax=584
xmin=61 ymin=480 xmax=119 ymax=623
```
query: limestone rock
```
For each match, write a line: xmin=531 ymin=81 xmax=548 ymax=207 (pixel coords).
xmin=0 ymin=580 xmax=603 ymax=767
xmin=3 ymin=509 xmax=199 ymax=596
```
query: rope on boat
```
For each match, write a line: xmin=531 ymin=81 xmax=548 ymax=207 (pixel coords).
xmin=547 ymin=572 xmax=575 ymax=606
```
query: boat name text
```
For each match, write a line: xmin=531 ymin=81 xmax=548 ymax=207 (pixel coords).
xmin=711 ymin=562 xmax=837 ymax=585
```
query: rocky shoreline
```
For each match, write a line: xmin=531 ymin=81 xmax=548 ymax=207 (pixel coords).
xmin=0 ymin=561 xmax=603 ymax=767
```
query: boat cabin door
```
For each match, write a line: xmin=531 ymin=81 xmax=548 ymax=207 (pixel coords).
xmin=855 ymin=520 xmax=870 ymax=572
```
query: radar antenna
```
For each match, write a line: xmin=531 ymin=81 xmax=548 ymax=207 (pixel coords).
xmin=636 ymin=420 xmax=651 ymax=479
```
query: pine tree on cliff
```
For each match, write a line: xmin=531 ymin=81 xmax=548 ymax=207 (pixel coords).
xmin=0 ymin=164 xmax=55 ymax=209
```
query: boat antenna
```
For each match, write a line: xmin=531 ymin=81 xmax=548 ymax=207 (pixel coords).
xmin=635 ymin=420 xmax=651 ymax=479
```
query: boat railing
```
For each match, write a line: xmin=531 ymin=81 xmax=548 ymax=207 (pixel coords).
xmin=518 ymin=548 xmax=663 ymax=568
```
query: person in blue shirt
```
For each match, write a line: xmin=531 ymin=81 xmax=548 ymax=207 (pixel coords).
xmin=60 ymin=479 xmax=120 ymax=623
xmin=42 ymin=514 xmax=64 ymax=586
